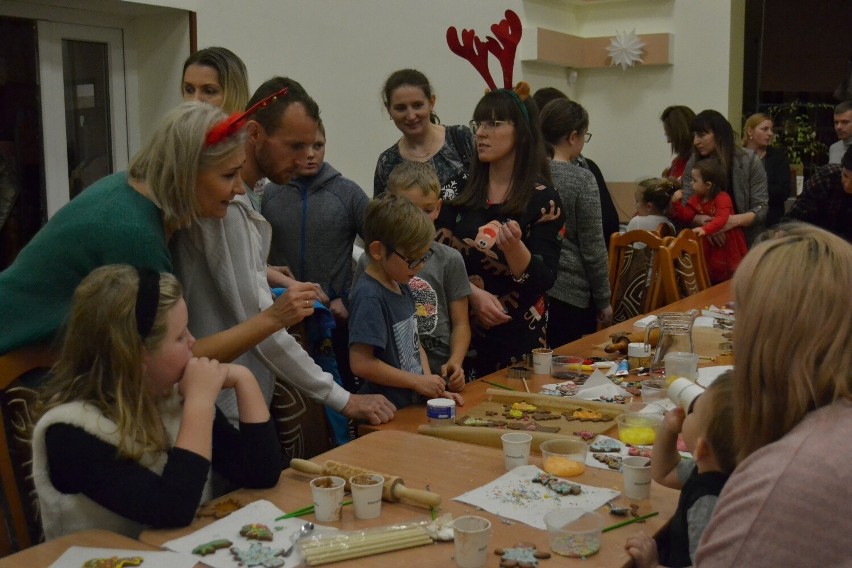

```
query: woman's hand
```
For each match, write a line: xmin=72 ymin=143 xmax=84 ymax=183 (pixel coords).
xmin=536 ymin=200 xmax=562 ymax=224
xmin=495 ymin=220 xmax=524 ymax=253
xmin=597 ymin=306 xmax=613 ymax=327
xmin=469 ymin=286 xmax=511 ymax=329
xmin=267 ymin=281 xmax=321 ymax=329
xmin=624 ymin=532 xmax=659 ymax=568
xmin=179 ymin=357 xmax=228 ymax=406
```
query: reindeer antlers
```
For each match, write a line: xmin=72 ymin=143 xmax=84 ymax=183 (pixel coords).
xmin=447 ymin=10 xmax=523 ymax=90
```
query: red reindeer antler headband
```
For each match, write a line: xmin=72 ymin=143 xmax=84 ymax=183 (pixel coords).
xmin=446 ymin=9 xmax=522 ymax=90
xmin=204 ymin=87 xmax=288 ymax=147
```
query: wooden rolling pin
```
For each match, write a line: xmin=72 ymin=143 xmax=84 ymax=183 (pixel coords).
xmin=605 ymin=328 xmax=660 ymax=354
xmin=290 ymin=459 xmax=441 ymax=508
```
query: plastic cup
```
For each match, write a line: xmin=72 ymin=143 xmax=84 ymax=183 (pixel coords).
xmin=453 ymin=515 xmax=491 ymax=568
xmin=615 ymin=412 xmax=663 ymax=446
xmin=540 ymin=439 xmax=588 ymax=477
xmin=664 ymin=352 xmax=699 ymax=385
xmin=532 ymin=348 xmax=553 ymax=375
xmin=310 ymin=475 xmax=345 ymax=522
xmin=349 ymin=474 xmax=384 ymax=520
xmin=622 ymin=456 xmax=652 ymax=500
xmin=544 ymin=509 xmax=603 ymax=558
xmin=640 ymin=379 xmax=668 ymax=403
xmin=551 ymin=356 xmax=584 ymax=379
xmin=501 ymin=432 xmax=532 ymax=471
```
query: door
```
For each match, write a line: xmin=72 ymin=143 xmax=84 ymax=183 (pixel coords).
xmin=37 ymin=21 xmax=128 ymax=218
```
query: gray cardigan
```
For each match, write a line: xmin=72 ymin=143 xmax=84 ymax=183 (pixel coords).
xmin=547 ymin=160 xmax=611 ymax=310
xmin=681 ymin=148 xmax=768 ymax=245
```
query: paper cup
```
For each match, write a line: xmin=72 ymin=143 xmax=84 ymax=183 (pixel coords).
xmin=310 ymin=475 xmax=345 ymax=522
xmin=453 ymin=515 xmax=491 ymax=568
xmin=349 ymin=474 xmax=384 ymax=520
xmin=532 ymin=348 xmax=553 ymax=375
xmin=622 ymin=456 xmax=652 ymax=500
xmin=668 ymin=378 xmax=705 ymax=412
xmin=501 ymin=432 xmax=532 ymax=471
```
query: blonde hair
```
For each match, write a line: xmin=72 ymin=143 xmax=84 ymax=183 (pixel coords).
xmin=127 ymin=102 xmax=245 ymax=231
xmin=36 ymin=265 xmax=184 ymax=460
xmin=182 ymin=46 xmax=249 ymax=114
xmin=741 ymin=112 xmax=771 ymax=146
xmin=636 ymin=177 xmax=677 ymax=214
xmin=387 ymin=161 xmax=440 ymax=198
xmin=732 ymin=223 xmax=852 ymax=463
xmin=364 ymin=194 xmax=435 ymax=257
xmin=701 ymin=371 xmax=737 ymax=474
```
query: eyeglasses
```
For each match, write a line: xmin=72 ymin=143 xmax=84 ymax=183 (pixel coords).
xmin=469 ymin=119 xmax=513 ymax=133
xmin=386 ymin=244 xmax=434 ymax=269
xmin=583 ymin=132 xmax=592 ymax=143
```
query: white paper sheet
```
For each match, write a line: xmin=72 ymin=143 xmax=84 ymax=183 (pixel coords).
xmin=453 ymin=465 xmax=619 ymax=530
xmin=541 ymin=369 xmax=631 ymax=401
xmin=49 ymin=546 xmax=196 ymax=568
xmin=696 ymin=365 xmax=734 ymax=387
xmin=163 ymin=499 xmax=335 ymax=568
xmin=632 ymin=315 xmax=658 ymax=328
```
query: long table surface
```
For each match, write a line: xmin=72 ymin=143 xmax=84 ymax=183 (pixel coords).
xmin=361 ymin=280 xmax=733 ymax=435
xmin=0 ymin=530 xmax=169 ymax=568
xmin=141 ymin=429 xmax=679 ymax=567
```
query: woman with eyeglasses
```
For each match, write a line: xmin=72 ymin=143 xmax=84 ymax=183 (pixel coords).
xmin=436 ymin=89 xmax=564 ymax=376
xmin=374 ymin=69 xmax=474 ymax=199
xmin=539 ymin=99 xmax=612 ymax=346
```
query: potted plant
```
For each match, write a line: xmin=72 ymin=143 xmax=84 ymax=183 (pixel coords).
xmin=768 ymin=101 xmax=833 ymax=177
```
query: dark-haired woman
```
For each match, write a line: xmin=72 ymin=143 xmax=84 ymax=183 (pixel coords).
xmin=680 ymin=110 xmax=768 ymax=246
xmin=374 ymin=69 xmax=474 ymax=199
xmin=436 ymin=89 xmax=564 ymax=375
xmin=660 ymin=105 xmax=696 ymax=182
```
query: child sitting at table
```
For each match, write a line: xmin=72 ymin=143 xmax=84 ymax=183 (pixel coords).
xmin=669 ymin=158 xmax=748 ymax=283
xmin=625 ymin=371 xmax=735 ymax=568
xmin=354 ymin=161 xmax=471 ymax=391
xmin=31 ymin=265 xmax=283 ymax=540
xmin=349 ymin=194 xmax=465 ymax=410
xmin=626 ymin=178 xmax=677 ymax=234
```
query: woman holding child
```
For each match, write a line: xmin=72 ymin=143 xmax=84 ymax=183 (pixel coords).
xmin=436 ymin=88 xmax=564 ymax=375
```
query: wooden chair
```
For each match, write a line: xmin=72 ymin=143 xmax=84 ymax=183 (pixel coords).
xmin=0 ymin=344 xmax=56 ymax=555
xmin=658 ymin=229 xmax=712 ymax=304
xmin=608 ymin=230 xmax=666 ymax=323
xmin=656 ymin=220 xmax=678 ymax=239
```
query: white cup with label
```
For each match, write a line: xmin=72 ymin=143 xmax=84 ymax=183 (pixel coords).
xmin=622 ymin=456 xmax=652 ymax=500
xmin=310 ymin=475 xmax=346 ymax=522
xmin=501 ymin=432 xmax=532 ymax=470
xmin=532 ymin=347 xmax=553 ymax=375
xmin=453 ymin=515 xmax=492 ymax=568
xmin=349 ymin=473 xmax=384 ymax=520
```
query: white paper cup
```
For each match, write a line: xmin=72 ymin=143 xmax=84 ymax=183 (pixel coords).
xmin=664 ymin=352 xmax=699 ymax=384
xmin=453 ymin=515 xmax=491 ymax=568
xmin=310 ymin=475 xmax=346 ymax=522
xmin=532 ymin=348 xmax=553 ymax=375
xmin=349 ymin=474 xmax=384 ymax=520
xmin=622 ymin=456 xmax=652 ymax=501
xmin=501 ymin=432 xmax=532 ymax=470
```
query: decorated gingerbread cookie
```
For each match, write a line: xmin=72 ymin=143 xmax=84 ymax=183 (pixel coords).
xmin=192 ymin=538 xmax=233 ymax=556
xmin=196 ymin=497 xmax=245 ymax=519
xmin=82 ymin=557 xmax=143 ymax=568
xmin=494 ymin=543 xmax=551 ymax=568
xmin=230 ymin=542 xmax=286 ymax=567
xmin=590 ymin=438 xmax=622 ymax=452
xmin=240 ymin=523 xmax=274 ymax=541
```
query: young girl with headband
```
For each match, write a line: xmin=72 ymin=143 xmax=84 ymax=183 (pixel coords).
xmin=31 ymin=265 xmax=282 ymax=540
xmin=627 ymin=178 xmax=677 ymax=232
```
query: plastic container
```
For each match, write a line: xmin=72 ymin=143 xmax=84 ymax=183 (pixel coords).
xmin=540 ymin=439 xmax=588 ymax=477
xmin=640 ymin=379 xmax=668 ymax=403
xmin=544 ymin=509 xmax=604 ymax=558
xmin=551 ymin=356 xmax=584 ymax=380
xmin=615 ymin=412 xmax=663 ymax=446
xmin=627 ymin=342 xmax=651 ymax=370
xmin=426 ymin=398 xmax=455 ymax=426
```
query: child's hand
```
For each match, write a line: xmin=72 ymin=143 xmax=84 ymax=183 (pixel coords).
xmin=416 ymin=374 xmax=447 ymax=399
xmin=469 ymin=287 xmax=511 ymax=329
xmin=221 ymin=363 xmax=255 ymax=389
xmin=624 ymin=532 xmax=659 ymax=568
xmin=671 ymin=189 xmax=683 ymax=203
xmin=693 ymin=227 xmax=706 ymax=237
xmin=443 ymin=391 xmax=465 ymax=406
xmin=441 ymin=363 xmax=465 ymax=392
xmin=329 ymin=298 xmax=349 ymax=321
xmin=179 ymin=357 xmax=228 ymax=405
xmin=495 ymin=220 xmax=523 ymax=252
xmin=661 ymin=406 xmax=686 ymax=435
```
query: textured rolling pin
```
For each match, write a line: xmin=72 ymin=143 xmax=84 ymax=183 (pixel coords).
xmin=605 ymin=328 xmax=660 ymax=354
xmin=289 ymin=459 xmax=441 ymax=508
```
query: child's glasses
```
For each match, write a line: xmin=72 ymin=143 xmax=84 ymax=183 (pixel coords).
xmin=386 ymin=244 xmax=434 ymax=269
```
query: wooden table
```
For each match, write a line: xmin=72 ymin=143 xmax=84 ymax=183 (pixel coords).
xmin=0 ymin=530 xmax=165 ymax=567
xmin=362 ymin=281 xmax=733 ymax=435
xmin=141 ymin=430 xmax=678 ymax=568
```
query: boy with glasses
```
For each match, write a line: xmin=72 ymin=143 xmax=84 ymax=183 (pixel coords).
xmin=349 ymin=193 xmax=465 ymax=410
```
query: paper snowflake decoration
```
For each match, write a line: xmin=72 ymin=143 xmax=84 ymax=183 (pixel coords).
xmin=607 ymin=29 xmax=645 ymax=70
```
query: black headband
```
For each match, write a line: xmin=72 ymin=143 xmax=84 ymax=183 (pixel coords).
xmin=135 ymin=267 xmax=161 ymax=340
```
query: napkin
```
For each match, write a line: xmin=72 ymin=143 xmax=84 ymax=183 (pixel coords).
xmin=453 ymin=465 xmax=619 ymax=530
xmin=632 ymin=315 xmax=658 ymax=328
xmin=574 ymin=369 xmax=632 ymax=400
xmin=49 ymin=547 xmax=196 ymax=568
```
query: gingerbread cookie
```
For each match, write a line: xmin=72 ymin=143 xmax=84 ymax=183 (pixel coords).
xmin=230 ymin=542 xmax=286 ymax=567
xmin=196 ymin=497 xmax=245 ymax=519
xmin=531 ymin=472 xmax=581 ymax=495
xmin=593 ymin=453 xmax=623 ymax=470
xmin=192 ymin=538 xmax=233 ymax=556
xmin=83 ymin=557 xmax=143 ymax=568
xmin=494 ymin=543 xmax=551 ymax=567
xmin=240 ymin=523 xmax=274 ymax=541
xmin=590 ymin=438 xmax=622 ymax=453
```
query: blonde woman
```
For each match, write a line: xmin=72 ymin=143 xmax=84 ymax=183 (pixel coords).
xmin=31 ymin=266 xmax=280 ymax=539
xmin=181 ymin=46 xmax=250 ymax=114
xmin=696 ymin=223 xmax=852 ymax=566
xmin=742 ymin=112 xmax=791 ymax=227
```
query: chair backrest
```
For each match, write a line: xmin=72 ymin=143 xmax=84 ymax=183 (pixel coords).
xmin=608 ymin=230 xmax=666 ymax=323
xmin=658 ymin=229 xmax=712 ymax=304
xmin=0 ymin=345 xmax=56 ymax=555
xmin=656 ymin=220 xmax=678 ymax=239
